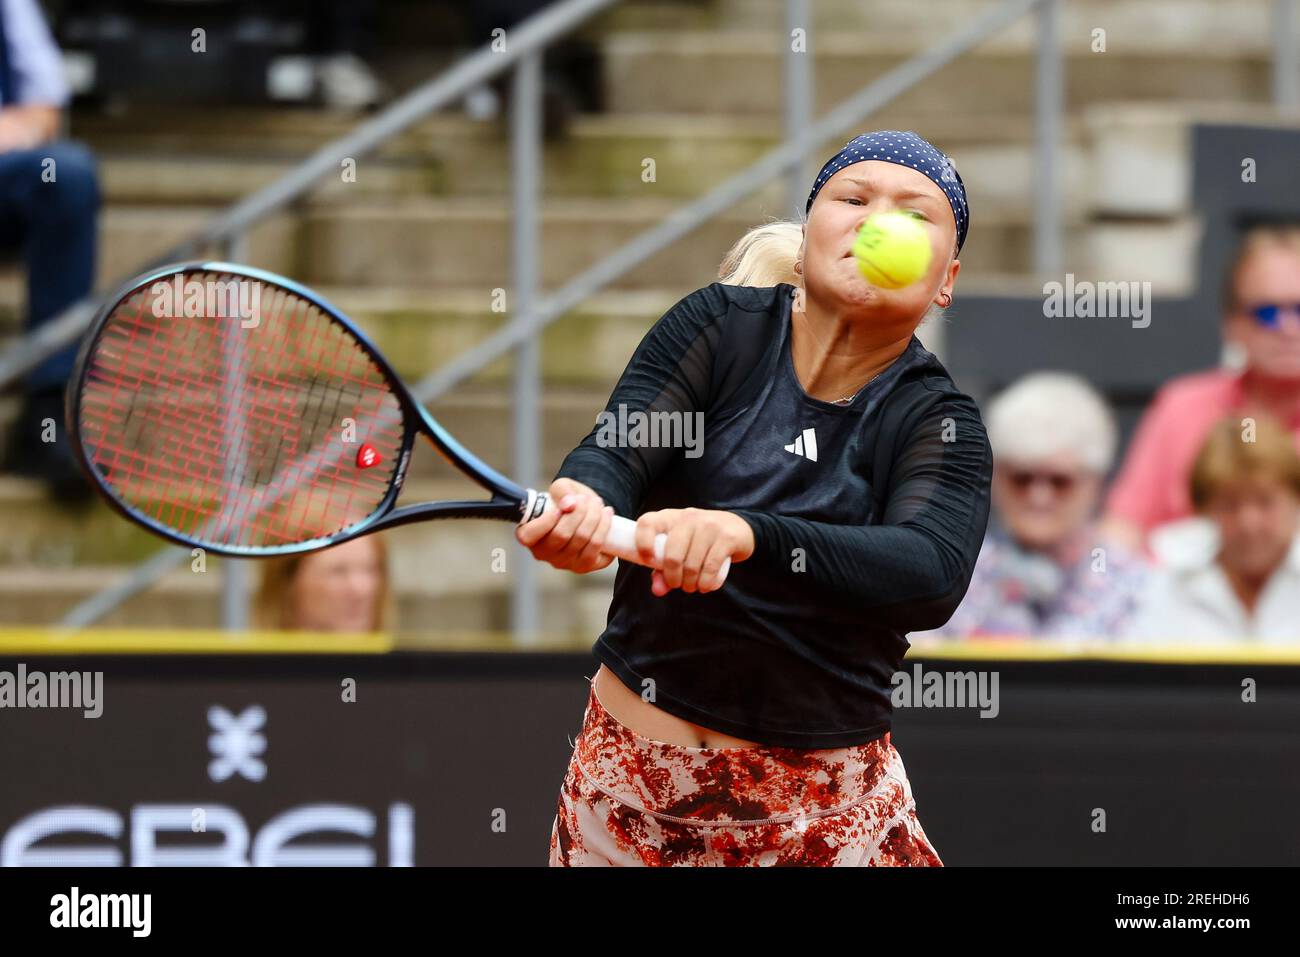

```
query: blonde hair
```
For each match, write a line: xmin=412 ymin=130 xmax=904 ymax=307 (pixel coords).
xmin=1225 ymin=224 xmax=1300 ymax=312
xmin=254 ymin=535 xmax=394 ymax=631
xmin=1190 ymin=415 xmax=1300 ymax=510
xmin=716 ymin=217 xmax=950 ymax=323
xmin=717 ymin=220 xmax=803 ymax=286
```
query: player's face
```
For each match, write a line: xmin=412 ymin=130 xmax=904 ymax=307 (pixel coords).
xmin=801 ymin=162 xmax=959 ymax=328
xmin=992 ymin=451 xmax=1102 ymax=552
xmin=1205 ymin=476 xmax=1299 ymax=580
xmin=288 ymin=536 xmax=385 ymax=632
xmin=1226 ymin=246 xmax=1300 ymax=381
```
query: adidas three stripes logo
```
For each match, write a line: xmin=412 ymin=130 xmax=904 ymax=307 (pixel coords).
xmin=783 ymin=428 xmax=818 ymax=462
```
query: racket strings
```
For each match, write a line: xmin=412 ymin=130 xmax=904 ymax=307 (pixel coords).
xmin=77 ymin=271 xmax=406 ymax=550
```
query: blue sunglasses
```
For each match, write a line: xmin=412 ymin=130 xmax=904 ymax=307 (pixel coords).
xmin=1248 ymin=303 xmax=1300 ymax=327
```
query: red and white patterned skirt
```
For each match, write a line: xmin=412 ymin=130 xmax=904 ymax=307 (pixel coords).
xmin=548 ymin=677 xmax=943 ymax=867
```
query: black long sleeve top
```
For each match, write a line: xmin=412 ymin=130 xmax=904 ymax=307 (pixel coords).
xmin=555 ymin=282 xmax=992 ymax=747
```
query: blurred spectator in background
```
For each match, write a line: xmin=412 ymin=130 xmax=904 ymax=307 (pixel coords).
xmin=925 ymin=373 xmax=1147 ymax=640
xmin=1130 ymin=416 xmax=1300 ymax=644
xmin=1103 ymin=225 xmax=1300 ymax=551
xmin=0 ymin=0 xmax=100 ymax=500
xmin=255 ymin=536 xmax=393 ymax=632
xmin=307 ymin=0 xmax=384 ymax=110
xmin=459 ymin=0 xmax=593 ymax=140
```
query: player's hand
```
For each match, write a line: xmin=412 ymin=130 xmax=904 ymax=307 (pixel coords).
xmin=515 ymin=478 xmax=616 ymax=574
xmin=634 ymin=508 xmax=754 ymax=596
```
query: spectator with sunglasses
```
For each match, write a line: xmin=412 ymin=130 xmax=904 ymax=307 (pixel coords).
xmin=918 ymin=373 xmax=1148 ymax=641
xmin=1102 ymin=225 xmax=1300 ymax=551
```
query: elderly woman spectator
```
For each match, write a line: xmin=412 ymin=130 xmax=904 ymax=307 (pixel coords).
xmin=1102 ymin=225 xmax=1300 ymax=550
xmin=922 ymin=372 xmax=1148 ymax=640
xmin=1130 ymin=416 xmax=1300 ymax=643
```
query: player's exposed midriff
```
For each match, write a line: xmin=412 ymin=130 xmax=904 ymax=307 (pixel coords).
xmin=593 ymin=664 xmax=763 ymax=749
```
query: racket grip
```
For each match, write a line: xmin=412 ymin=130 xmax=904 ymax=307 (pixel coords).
xmin=522 ymin=491 xmax=731 ymax=586
xmin=602 ymin=516 xmax=732 ymax=587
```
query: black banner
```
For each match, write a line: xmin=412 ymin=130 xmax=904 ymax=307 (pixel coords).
xmin=1 ymin=652 xmax=1298 ymax=868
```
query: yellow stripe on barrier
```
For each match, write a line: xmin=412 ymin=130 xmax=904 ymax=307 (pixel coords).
xmin=0 ymin=628 xmax=1296 ymax=663
xmin=0 ymin=628 xmax=393 ymax=654
xmin=908 ymin=637 xmax=1300 ymax=665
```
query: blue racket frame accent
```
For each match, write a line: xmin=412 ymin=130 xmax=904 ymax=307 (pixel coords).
xmin=67 ymin=261 xmax=540 ymax=558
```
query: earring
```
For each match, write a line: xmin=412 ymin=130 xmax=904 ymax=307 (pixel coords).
xmin=794 ymin=259 xmax=803 ymax=275
xmin=938 ymin=292 xmax=951 ymax=307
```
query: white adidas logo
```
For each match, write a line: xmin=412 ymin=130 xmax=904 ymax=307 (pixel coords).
xmin=784 ymin=427 xmax=818 ymax=462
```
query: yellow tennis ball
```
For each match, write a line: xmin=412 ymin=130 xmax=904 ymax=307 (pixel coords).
xmin=852 ymin=211 xmax=933 ymax=289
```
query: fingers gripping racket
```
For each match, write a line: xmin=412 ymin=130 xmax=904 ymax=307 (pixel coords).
xmin=66 ymin=262 xmax=730 ymax=582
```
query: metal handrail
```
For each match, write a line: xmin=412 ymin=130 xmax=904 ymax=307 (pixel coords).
xmin=411 ymin=0 xmax=1056 ymax=396
xmin=0 ymin=0 xmax=619 ymax=388
xmin=1278 ymin=0 xmax=1300 ymax=108
xmin=56 ymin=0 xmax=1058 ymax=633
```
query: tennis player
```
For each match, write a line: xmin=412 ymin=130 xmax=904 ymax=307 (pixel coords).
xmin=519 ymin=130 xmax=993 ymax=866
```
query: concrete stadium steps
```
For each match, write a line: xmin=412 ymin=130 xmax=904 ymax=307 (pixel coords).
xmin=74 ymin=99 xmax=1246 ymax=288
xmin=85 ymin=112 xmax=1090 ymax=222
xmin=712 ymin=0 xmax=1284 ymax=48
xmin=0 ymin=476 xmax=163 ymax=567
xmin=0 ymin=470 xmax=613 ymax=634
xmin=1 ymin=382 xmax=608 ymax=486
xmin=314 ymin=284 xmax=667 ymax=386
xmin=0 ymin=376 xmax=615 ymax=561
xmin=1076 ymin=101 xmax=1300 ymax=290
xmin=1083 ymin=100 xmax=1300 ymax=216
xmin=92 ymin=205 xmax=300 ymax=286
xmin=0 ymin=472 xmax=614 ymax=635
xmin=0 ymin=273 xmax=20 ymax=329
xmin=597 ymin=0 xmax=722 ymax=32
xmin=0 ymin=563 xmax=612 ymax=639
xmin=72 ymin=107 xmax=456 ymax=158
xmin=81 ymin=99 xmax=1290 ymax=292
xmin=0 ymin=283 xmax=670 ymax=496
xmin=0 ymin=279 xmax=670 ymax=389
xmin=601 ymin=30 xmax=1277 ymax=117
xmin=296 ymin=195 xmax=1081 ymax=286
xmin=96 ymin=153 xmax=443 ymax=205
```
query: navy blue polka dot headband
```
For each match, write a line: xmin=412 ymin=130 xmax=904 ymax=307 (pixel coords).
xmin=806 ymin=130 xmax=969 ymax=255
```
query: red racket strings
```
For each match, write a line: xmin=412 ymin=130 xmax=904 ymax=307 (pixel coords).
xmin=76 ymin=272 xmax=405 ymax=550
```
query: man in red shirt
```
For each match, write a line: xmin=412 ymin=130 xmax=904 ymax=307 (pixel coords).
xmin=1102 ymin=226 xmax=1300 ymax=551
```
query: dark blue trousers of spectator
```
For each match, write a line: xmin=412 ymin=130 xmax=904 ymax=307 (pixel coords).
xmin=0 ymin=140 xmax=99 ymax=391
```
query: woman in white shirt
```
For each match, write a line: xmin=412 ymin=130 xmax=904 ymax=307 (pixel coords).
xmin=1133 ymin=415 xmax=1300 ymax=644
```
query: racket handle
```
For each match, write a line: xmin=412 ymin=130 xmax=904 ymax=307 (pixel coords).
xmin=600 ymin=520 xmax=728 ymax=587
xmin=523 ymin=492 xmax=731 ymax=586
xmin=602 ymin=516 xmax=732 ymax=587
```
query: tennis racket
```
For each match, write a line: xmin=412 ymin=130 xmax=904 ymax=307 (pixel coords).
xmin=65 ymin=261 xmax=730 ymax=582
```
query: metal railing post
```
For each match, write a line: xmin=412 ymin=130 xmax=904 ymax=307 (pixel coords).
xmin=510 ymin=51 xmax=544 ymax=645
xmin=1033 ymin=0 xmax=1063 ymax=278
xmin=1275 ymin=0 xmax=1299 ymax=109
xmin=219 ymin=234 xmax=251 ymax=631
xmin=785 ymin=0 xmax=814 ymax=219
